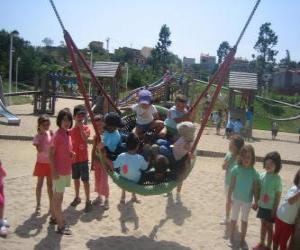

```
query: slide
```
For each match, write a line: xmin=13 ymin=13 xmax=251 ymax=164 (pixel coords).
xmin=0 ymin=99 xmax=21 ymax=125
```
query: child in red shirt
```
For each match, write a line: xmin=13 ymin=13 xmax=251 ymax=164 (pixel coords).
xmin=32 ymin=115 xmax=53 ymax=216
xmin=69 ymin=105 xmax=92 ymax=212
xmin=0 ymin=160 xmax=8 ymax=238
xmin=49 ymin=108 xmax=75 ymax=235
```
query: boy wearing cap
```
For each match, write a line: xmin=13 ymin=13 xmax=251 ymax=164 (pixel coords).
xmin=123 ymin=89 xmax=164 ymax=138
xmin=70 ymin=105 xmax=92 ymax=212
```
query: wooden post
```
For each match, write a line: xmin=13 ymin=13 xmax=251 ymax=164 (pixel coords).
xmin=40 ymin=74 xmax=47 ymax=114
xmin=290 ymin=210 xmax=300 ymax=250
xmin=33 ymin=75 xmax=39 ymax=114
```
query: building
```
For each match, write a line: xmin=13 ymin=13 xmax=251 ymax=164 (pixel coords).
xmin=231 ymin=57 xmax=249 ymax=72
xmin=114 ymin=47 xmax=146 ymax=65
xmin=200 ymin=54 xmax=216 ymax=73
xmin=89 ymin=41 xmax=104 ymax=51
xmin=141 ymin=47 xmax=153 ymax=58
xmin=272 ymin=68 xmax=300 ymax=95
xmin=183 ymin=57 xmax=196 ymax=69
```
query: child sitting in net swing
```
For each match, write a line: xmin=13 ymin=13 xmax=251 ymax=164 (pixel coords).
xmin=155 ymin=121 xmax=196 ymax=201
xmin=121 ymin=89 xmax=164 ymax=139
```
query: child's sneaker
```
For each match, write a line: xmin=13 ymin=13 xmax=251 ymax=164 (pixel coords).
xmin=0 ymin=225 xmax=8 ymax=238
xmin=0 ymin=219 xmax=9 ymax=228
xmin=70 ymin=197 xmax=81 ymax=207
xmin=240 ymin=241 xmax=249 ymax=250
xmin=84 ymin=201 xmax=93 ymax=213
xmin=252 ymin=243 xmax=265 ymax=250
xmin=103 ymin=199 xmax=110 ymax=210
xmin=219 ymin=218 xmax=229 ymax=225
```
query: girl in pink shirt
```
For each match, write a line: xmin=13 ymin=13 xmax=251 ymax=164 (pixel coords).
xmin=49 ymin=108 xmax=75 ymax=235
xmin=0 ymin=160 xmax=8 ymax=238
xmin=32 ymin=115 xmax=53 ymax=216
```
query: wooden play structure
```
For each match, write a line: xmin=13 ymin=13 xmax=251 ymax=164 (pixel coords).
xmin=228 ymin=71 xmax=258 ymax=137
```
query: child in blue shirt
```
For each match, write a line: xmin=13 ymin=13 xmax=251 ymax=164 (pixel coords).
xmin=113 ymin=132 xmax=148 ymax=204
xmin=103 ymin=112 xmax=126 ymax=161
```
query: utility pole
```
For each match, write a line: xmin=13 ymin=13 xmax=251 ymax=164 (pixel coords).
xmin=106 ymin=37 xmax=110 ymax=53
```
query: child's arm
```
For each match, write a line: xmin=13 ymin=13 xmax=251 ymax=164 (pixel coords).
xmin=222 ymin=160 xmax=230 ymax=170
xmin=34 ymin=144 xmax=43 ymax=153
xmin=79 ymin=125 xmax=90 ymax=142
xmin=227 ymin=176 xmax=236 ymax=203
xmin=288 ymin=190 xmax=300 ymax=205
xmin=252 ymin=180 xmax=260 ymax=210
xmin=48 ymin=146 xmax=58 ymax=180
xmin=119 ymin=105 xmax=133 ymax=113
xmin=272 ymin=191 xmax=282 ymax=217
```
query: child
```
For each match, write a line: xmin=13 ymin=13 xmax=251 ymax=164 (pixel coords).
xmin=225 ymin=115 xmax=234 ymax=139
xmin=0 ymin=160 xmax=8 ymax=238
xmin=91 ymin=115 xmax=110 ymax=210
xmin=122 ymin=89 xmax=164 ymax=138
xmin=162 ymin=94 xmax=191 ymax=140
xmin=253 ymin=152 xmax=282 ymax=250
xmin=49 ymin=108 xmax=75 ymax=235
xmin=271 ymin=121 xmax=279 ymax=140
xmin=273 ymin=170 xmax=300 ymax=250
xmin=69 ymin=105 xmax=92 ymax=212
xmin=214 ymin=110 xmax=222 ymax=135
xmin=233 ymin=118 xmax=243 ymax=135
xmin=220 ymin=135 xmax=244 ymax=225
xmin=227 ymin=145 xmax=259 ymax=249
xmin=113 ymin=132 xmax=148 ymax=204
xmin=32 ymin=115 xmax=53 ymax=217
xmin=157 ymin=121 xmax=196 ymax=202
xmin=103 ymin=112 xmax=126 ymax=161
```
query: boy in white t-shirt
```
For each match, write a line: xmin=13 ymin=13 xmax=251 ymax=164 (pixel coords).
xmin=122 ymin=89 xmax=164 ymax=138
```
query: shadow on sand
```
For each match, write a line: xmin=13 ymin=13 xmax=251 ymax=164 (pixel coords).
xmin=149 ymin=193 xmax=192 ymax=239
xmin=117 ymin=201 xmax=139 ymax=234
xmin=86 ymin=235 xmax=192 ymax=250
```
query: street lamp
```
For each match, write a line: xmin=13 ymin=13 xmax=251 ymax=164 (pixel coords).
xmin=8 ymin=30 xmax=19 ymax=104
xmin=15 ymin=57 xmax=21 ymax=92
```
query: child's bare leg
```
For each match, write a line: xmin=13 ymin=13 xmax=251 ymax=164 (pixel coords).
xmin=74 ymin=179 xmax=80 ymax=199
xmin=46 ymin=176 xmax=54 ymax=217
xmin=150 ymin=120 xmax=164 ymax=134
xmin=134 ymin=127 xmax=144 ymax=139
xmin=240 ymin=220 xmax=248 ymax=245
xmin=230 ymin=219 xmax=237 ymax=243
xmin=0 ymin=207 xmax=3 ymax=220
xmin=52 ymin=192 xmax=64 ymax=228
xmin=177 ymin=182 xmax=182 ymax=193
xmin=225 ymin=200 xmax=231 ymax=221
xmin=265 ymin=221 xmax=273 ymax=248
xmin=36 ymin=176 xmax=44 ymax=211
xmin=259 ymin=219 xmax=267 ymax=246
xmin=83 ymin=181 xmax=90 ymax=202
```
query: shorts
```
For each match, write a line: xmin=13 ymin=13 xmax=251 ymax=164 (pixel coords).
xmin=166 ymin=126 xmax=178 ymax=137
xmin=216 ymin=122 xmax=221 ymax=129
xmin=231 ymin=199 xmax=252 ymax=222
xmin=33 ymin=162 xmax=51 ymax=177
xmin=272 ymin=129 xmax=278 ymax=136
xmin=136 ymin=122 xmax=152 ymax=132
xmin=273 ymin=217 xmax=295 ymax=248
xmin=0 ymin=185 xmax=4 ymax=208
xmin=72 ymin=161 xmax=89 ymax=181
xmin=53 ymin=175 xmax=71 ymax=193
xmin=257 ymin=207 xmax=274 ymax=223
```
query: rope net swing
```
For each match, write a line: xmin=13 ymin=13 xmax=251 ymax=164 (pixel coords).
xmin=49 ymin=0 xmax=261 ymax=196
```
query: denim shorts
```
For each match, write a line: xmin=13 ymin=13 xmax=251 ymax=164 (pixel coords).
xmin=72 ymin=161 xmax=89 ymax=181
xmin=136 ymin=122 xmax=152 ymax=132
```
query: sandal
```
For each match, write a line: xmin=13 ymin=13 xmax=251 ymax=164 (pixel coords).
xmin=92 ymin=196 xmax=102 ymax=206
xmin=49 ymin=217 xmax=57 ymax=225
xmin=56 ymin=225 xmax=72 ymax=235
xmin=103 ymin=200 xmax=110 ymax=210
xmin=70 ymin=197 xmax=81 ymax=207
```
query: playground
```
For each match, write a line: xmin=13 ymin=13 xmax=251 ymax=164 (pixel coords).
xmin=1 ymin=0 xmax=300 ymax=249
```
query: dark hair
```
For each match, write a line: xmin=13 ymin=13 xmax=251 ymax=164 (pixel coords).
xmin=104 ymin=112 xmax=124 ymax=128
xmin=155 ymin=155 xmax=169 ymax=174
xmin=263 ymin=151 xmax=282 ymax=173
xmin=293 ymin=170 xmax=300 ymax=186
xmin=73 ymin=104 xmax=86 ymax=116
xmin=56 ymin=108 xmax=73 ymax=128
xmin=126 ymin=132 xmax=140 ymax=151
xmin=237 ymin=145 xmax=255 ymax=166
xmin=175 ymin=94 xmax=187 ymax=103
xmin=231 ymin=135 xmax=245 ymax=153
xmin=37 ymin=114 xmax=50 ymax=132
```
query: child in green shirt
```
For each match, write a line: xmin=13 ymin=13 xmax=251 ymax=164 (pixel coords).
xmin=221 ymin=135 xmax=244 ymax=225
xmin=253 ymin=152 xmax=282 ymax=250
xmin=227 ymin=145 xmax=259 ymax=249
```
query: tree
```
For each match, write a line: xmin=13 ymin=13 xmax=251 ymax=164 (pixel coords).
xmin=217 ymin=41 xmax=231 ymax=65
xmin=254 ymin=22 xmax=278 ymax=75
xmin=42 ymin=37 xmax=54 ymax=47
xmin=151 ymin=24 xmax=172 ymax=70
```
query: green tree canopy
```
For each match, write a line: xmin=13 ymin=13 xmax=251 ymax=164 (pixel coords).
xmin=217 ymin=41 xmax=231 ymax=65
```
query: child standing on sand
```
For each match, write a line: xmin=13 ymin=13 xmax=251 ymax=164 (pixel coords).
xmin=49 ymin=108 xmax=75 ymax=235
xmin=227 ymin=145 xmax=259 ymax=249
xmin=220 ymin=135 xmax=244 ymax=225
xmin=273 ymin=170 xmax=300 ymax=250
xmin=0 ymin=160 xmax=8 ymax=237
xmin=70 ymin=105 xmax=92 ymax=213
xmin=253 ymin=152 xmax=282 ymax=250
xmin=32 ymin=115 xmax=53 ymax=217
xmin=91 ymin=115 xmax=110 ymax=210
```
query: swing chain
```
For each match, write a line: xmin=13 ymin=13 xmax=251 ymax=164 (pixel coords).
xmin=49 ymin=0 xmax=66 ymax=32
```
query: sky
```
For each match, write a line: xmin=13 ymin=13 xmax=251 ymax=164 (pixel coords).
xmin=1 ymin=0 xmax=299 ymax=63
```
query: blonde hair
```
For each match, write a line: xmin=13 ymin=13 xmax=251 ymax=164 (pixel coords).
xmin=37 ymin=114 xmax=50 ymax=132
xmin=237 ymin=145 xmax=256 ymax=166
xmin=177 ymin=121 xmax=196 ymax=142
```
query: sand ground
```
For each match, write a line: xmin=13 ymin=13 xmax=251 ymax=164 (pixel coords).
xmin=0 ymin=99 xmax=300 ymax=249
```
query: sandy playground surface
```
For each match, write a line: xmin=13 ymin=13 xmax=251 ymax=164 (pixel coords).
xmin=0 ymin=99 xmax=300 ymax=250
